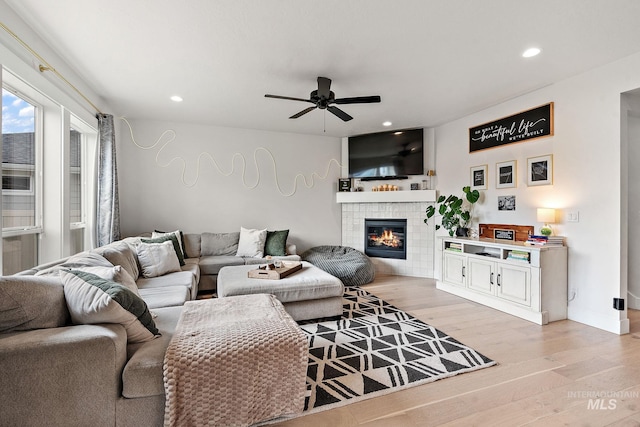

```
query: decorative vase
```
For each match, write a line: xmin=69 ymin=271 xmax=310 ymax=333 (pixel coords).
xmin=456 ymin=227 xmax=469 ymax=237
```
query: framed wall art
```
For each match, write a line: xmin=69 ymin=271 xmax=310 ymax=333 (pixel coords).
xmin=470 ymin=164 xmax=488 ymax=190
xmin=527 ymin=154 xmax=553 ymax=186
xmin=496 ymin=160 xmax=516 ymax=189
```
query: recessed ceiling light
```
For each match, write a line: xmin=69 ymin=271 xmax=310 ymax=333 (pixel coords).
xmin=383 ymin=121 xmax=392 ymax=127
xmin=394 ymin=131 xmax=403 ymax=135
xmin=170 ymin=95 xmax=183 ymax=102
xmin=522 ymin=47 xmax=541 ymax=58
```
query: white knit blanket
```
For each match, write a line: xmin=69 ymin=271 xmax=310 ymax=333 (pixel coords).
xmin=163 ymin=294 xmax=308 ymax=427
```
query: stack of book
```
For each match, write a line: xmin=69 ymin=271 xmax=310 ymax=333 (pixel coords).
xmin=525 ymin=235 xmax=565 ymax=246
xmin=545 ymin=236 xmax=565 ymax=246
xmin=447 ymin=242 xmax=463 ymax=252
xmin=507 ymin=250 xmax=530 ymax=262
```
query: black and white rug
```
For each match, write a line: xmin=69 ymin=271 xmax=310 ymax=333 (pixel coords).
xmin=298 ymin=287 xmax=497 ymax=414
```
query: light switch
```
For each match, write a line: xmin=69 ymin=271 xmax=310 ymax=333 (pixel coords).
xmin=567 ymin=211 xmax=579 ymax=222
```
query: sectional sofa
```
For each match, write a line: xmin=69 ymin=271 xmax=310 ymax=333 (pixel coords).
xmin=0 ymin=229 xmax=300 ymax=427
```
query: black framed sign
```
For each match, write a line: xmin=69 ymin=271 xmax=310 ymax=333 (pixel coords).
xmin=338 ymin=178 xmax=351 ymax=192
xmin=469 ymin=103 xmax=554 ymax=152
xmin=494 ymin=229 xmax=515 ymax=241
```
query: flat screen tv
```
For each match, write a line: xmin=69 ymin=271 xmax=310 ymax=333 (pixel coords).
xmin=348 ymin=128 xmax=424 ymax=180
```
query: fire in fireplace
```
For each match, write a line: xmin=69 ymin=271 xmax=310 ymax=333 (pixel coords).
xmin=364 ymin=218 xmax=407 ymax=260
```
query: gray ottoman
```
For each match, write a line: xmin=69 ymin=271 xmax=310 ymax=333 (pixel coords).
xmin=301 ymin=246 xmax=375 ymax=287
xmin=217 ymin=261 xmax=344 ymax=321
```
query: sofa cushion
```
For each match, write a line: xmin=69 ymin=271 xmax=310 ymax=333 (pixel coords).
xmin=34 ymin=252 xmax=113 ymax=276
xmin=142 ymin=235 xmax=185 ymax=266
xmin=123 ymin=306 xmax=183 ymax=398
xmin=181 ymin=259 xmax=200 ymax=285
xmin=236 ymin=227 xmax=267 ymax=258
xmin=183 ymin=233 xmax=201 ymax=258
xmin=198 ymin=255 xmax=244 ymax=275
xmin=201 ymin=232 xmax=239 ymax=256
xmin=136 ymin=241 xmax=181 ymax=278
xmin=61 ymin=270 xmax=159 ymax=343
xmin=0 ymin=276 xmax=69 ymax=333
xmin=264 ymin=229 xmax=289 ymax=256
xmin=138 ymin=287 xmax=190 ymax=309
xmin=93 ymin=241 xmax=140 ymax=280
xmin=136 ymin=270 xmax=197 ymax=300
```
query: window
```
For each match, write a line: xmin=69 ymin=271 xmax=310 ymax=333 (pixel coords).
xmin=2 ymin=174 xmax=32 ymax=192
xmin=69 ymin=116 xmax=96 ymax=255
xmin=2 ymin=87 xmax=41 ymax=274
xmin=70 ymin=128 xmax=82 ymax=223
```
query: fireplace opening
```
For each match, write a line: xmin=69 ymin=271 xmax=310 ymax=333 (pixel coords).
xmin=364 ymin=218 xmax=407 ymax=260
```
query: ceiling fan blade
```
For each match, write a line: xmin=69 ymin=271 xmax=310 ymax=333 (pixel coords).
xmin=317 ymin=77 xmax=332 ymax=99
xmin=289 ymin=106 xmax=317 ymax=119
xmin=327 ymin=105 xmax=353 ymax=122
xmin=265 ymin=94 xmax=314 ymax=103
xmin=334 ymin=95 xmax=381 ymax=105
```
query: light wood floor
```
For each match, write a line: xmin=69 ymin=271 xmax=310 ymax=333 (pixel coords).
xmin=273 ymin=275 xmax=640 ymax=427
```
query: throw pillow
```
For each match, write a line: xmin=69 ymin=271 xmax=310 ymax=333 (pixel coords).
xmin=201 ymin=232 xmax=240 ymax=256
xmin=34 ymin=252 xmax=113 ymax=277
xmin=153 ymin=229 xmax=187 ymax=258
xmin=72 ymin=265 xmax=141 ymax=297
xmin=265 ymin=229 xmax=289 ymax=256
xmin=92 ymin=241 xmax=140 ymax=280
xmin=0 ymin=276 xmax=69 ymax=333
xmin=136 ymin=241 xmax=181 ymax=278
xmin=61 ymin=270 xmax=159 ymax=343
xmin=142 ymin=234 xmax=185 ymax=266
xmin=236 ymin=227 xmax=268 ymax=258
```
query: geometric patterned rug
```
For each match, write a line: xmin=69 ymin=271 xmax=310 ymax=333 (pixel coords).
xmin=298 ymin=287 xmax=497 ymax=415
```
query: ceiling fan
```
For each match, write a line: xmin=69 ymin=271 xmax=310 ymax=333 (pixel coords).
xmin=265 ymin=76 xmax=381 ymax=122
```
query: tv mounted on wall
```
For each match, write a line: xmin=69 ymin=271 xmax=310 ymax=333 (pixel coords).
xmin=348 ymin=128 xmax=424 ymax=180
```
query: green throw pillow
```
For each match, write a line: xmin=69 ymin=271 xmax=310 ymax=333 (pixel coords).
xmin=264 ymin=230 xmax=289 ymax=256
xmin=142 ymin=235 xmax=185 ymax=266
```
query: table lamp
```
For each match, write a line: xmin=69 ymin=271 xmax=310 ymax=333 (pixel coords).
xmin=536 ymin=208 xmax=556 ymax=236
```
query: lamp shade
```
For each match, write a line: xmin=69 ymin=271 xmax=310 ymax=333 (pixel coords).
xmin=536 ymin=208 xmax=556 ymax=224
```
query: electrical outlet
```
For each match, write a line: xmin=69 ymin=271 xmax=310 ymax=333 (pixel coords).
xmin=613 ymin=298 xmax=625 ymax=310
xmin=567 ymin=211 xmax=579 ymax=222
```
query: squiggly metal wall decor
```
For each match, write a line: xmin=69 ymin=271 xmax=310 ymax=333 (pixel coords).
xmin=121 ymin=117 xmax=343 ymax=197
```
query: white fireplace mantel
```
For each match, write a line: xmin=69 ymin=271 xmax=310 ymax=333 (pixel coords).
xmin=336 ymin=190 xmax=436 ymax=204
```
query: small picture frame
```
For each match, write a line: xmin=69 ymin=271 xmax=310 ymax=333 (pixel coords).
xmin=470 ymin=164 xmax=488 ymax=190
xmin=498 ymin=195 xmax=516 ymax=211
xmin=496 ymin=160 xmax=516 ymax=189
xmin=527 ymin=154 xmax=553 ymax=186
xmin=338 ymin=178 xmax=351 ymax=192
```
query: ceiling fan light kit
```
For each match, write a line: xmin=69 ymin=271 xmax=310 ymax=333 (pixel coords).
xmin=265 ymin=76 xmax=381 ymax=122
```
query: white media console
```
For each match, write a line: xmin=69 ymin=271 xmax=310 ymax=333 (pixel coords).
xmin=436 ymin=236 xmax=568 ymax=325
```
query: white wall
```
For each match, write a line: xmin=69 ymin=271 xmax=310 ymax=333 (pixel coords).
xmin=117 ymin=119 xmax=342 ymax=253
xmin=433 ymin=52 xmax=640 ymax=334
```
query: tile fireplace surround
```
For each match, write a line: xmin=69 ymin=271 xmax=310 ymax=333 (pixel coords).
xmin=339 ymin=191 xmax=436 ymax=278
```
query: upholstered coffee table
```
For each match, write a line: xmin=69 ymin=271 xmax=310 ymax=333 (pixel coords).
xmin=217 ymin=261 xmax=344 ymax=321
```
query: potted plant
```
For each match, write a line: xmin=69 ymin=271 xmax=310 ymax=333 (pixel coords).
xmin=424 ymin=186 xmax=480 ymax=236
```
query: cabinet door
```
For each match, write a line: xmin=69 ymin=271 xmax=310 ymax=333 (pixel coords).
xmin=468 ymin=258 xmax=495 ymax=295
xmin=443 ymin=252 xmax=466 ymax=287
xmin=496 ymin=264 xmax=531 ymax=306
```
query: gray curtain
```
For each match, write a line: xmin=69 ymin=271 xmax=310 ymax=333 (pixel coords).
xmin=96 ymin=114 xmax=121 ymax=246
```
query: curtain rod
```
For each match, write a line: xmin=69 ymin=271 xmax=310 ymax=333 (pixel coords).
xmin=0 ymin=20 xmax=103 ymax=116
